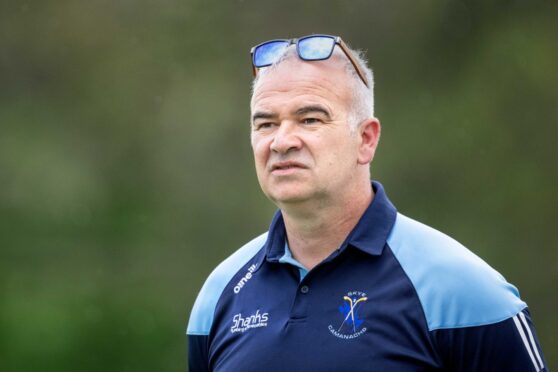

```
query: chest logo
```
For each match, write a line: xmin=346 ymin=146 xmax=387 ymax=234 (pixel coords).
xmin=328 ymin=291 xmax=368 ymax=339
xmin=230 ymin=310 xmax=269 ymax=333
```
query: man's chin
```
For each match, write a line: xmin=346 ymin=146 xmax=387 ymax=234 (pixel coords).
xmin=264 ymin=187 xmax=313 ymax=206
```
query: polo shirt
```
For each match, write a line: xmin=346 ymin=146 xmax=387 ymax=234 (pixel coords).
xmin=187 ymin=182 xmax=546 ymax=371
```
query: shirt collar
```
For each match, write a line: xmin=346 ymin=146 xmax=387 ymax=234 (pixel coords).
xmin=346 ymin=181 xmax=397 ymax=255
xmin=263 ymin=181 xmax=397 ymax=262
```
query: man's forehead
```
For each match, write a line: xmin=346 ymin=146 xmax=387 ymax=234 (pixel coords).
xmin=255 ymin=53 xmax=348 ymax=88
xmin=251 ymin=55 xmax=351 ymax=109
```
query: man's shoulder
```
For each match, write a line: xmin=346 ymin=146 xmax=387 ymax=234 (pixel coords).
xmin=186 ymin=232 xmax=268 ymax=336
xmin=387 ymin=213 xmax=526 ymax=331
xmin=198 ymin=232 xmax=268 ymax=293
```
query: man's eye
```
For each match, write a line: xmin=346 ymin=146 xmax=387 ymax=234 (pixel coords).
xmin=255 ymin=122 xmax=274 ymax=130
xmin=302 ymin=118 xmax=321 ymax=124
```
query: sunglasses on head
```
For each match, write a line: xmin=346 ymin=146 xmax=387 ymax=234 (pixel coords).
xmin=250 ymin=34 xmax=369 ymax=88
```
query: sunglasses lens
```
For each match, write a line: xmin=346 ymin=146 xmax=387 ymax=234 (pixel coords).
xmin=298 ymin=36 xmax=335 ymax=60
xmin=253 ymin=41 xmax=290 ymax=67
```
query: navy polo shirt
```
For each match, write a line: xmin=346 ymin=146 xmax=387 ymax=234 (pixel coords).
xmin=187 ymin=182 xmax=546 ymax=371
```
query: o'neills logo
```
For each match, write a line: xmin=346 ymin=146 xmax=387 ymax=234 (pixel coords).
xmin=233 ymin=264 xmax=257 ymax=294
xmin=328 ymin=290 xmax=368 ymax=340
xmin=230 ymin=310 xmax=269 ymax=333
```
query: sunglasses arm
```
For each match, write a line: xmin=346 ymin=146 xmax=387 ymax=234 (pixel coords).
xmin=250 ymin=49 xmax=257 ymax=77
xmin=337 ymin=38 xmax=369 ymax=88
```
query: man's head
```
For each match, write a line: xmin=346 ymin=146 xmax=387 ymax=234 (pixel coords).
xmin=251 ymin=40 xmax=375 ymax=131
xmin=249 ymin=36 xmax=381 ymax=209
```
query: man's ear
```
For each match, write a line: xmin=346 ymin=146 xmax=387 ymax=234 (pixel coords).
xmin=357 ymin=118 xmax=381 ymax=165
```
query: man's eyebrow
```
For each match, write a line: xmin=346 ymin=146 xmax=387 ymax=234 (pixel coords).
xmin=293 ymin=105 xmax=331 ymax=119
xmin=252 ymin=111 xmax=277 ymax=122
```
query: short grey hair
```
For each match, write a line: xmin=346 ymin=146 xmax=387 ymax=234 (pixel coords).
xmin=251 ymin=43 xmax=375 ymax=131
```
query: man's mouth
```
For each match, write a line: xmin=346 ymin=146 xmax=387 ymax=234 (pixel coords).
xmin=270 ymin=161 xmax=307 ymax=172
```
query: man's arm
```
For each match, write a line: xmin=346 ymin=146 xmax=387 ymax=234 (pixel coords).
xmin=433 ymin=308 xmax=547 ymax=371
xmin=188 ymin=334 xmax=210 ymax=372
xmin=186 ymin=233 xmax=269 ymax=371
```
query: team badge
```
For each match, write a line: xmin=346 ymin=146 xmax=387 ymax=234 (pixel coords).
xmin=328 ymin=291 xmax=368 ymax=339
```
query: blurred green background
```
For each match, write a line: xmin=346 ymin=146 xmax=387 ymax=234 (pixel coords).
xmin=1 ymin=0 xmax=556 ymax=371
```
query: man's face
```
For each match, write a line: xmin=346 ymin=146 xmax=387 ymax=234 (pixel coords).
xmin=250 ymin=57 xmax=363 ymax=207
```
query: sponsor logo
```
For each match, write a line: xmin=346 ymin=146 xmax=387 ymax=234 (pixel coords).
xmin=230 ymin=310 xmax=269 ymax=333
xmin=233 ymin=264 xmax=257 ymax=294
xmin=328 ymin=290 xmax=368 ymax=339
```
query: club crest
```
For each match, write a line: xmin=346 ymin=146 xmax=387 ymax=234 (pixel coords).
xmin=328 ymin=290 xmax=368 ymax=339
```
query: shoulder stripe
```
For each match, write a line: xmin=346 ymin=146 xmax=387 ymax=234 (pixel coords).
xmin=519 ymin=312 xmax=544 ymax=370
xmin=513 ymin=315 xmax=542 ymax=371
xmin=187 ymin=233 xmax=268 ymax=335
xmin=387 ymin=213 xmax=526 ymax=331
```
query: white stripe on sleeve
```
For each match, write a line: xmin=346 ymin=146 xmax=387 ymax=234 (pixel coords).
xmin=519 ymin=312 xmax=544 ymax=370
xmin=512 ymin=315 xmax=541 ymax=371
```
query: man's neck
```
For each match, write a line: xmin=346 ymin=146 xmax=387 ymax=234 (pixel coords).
xmin=279 ymin=182 xmax=373 ymax=270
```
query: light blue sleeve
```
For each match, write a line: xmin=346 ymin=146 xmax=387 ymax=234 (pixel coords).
xmin=387 ymin=213 xmax=526 ymax=331
xmin=187 ymin=233 xmax=268 ymax=335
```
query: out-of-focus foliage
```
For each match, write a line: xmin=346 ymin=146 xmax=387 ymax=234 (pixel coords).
xmin=1 ymin=0 xmax=556 ymax=370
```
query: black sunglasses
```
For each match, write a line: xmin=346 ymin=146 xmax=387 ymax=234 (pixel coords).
xmin=250 ymin=34 xmax=369 ymax=87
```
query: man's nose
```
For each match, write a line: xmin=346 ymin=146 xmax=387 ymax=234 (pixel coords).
xmin=270 ymin=122 xmax=302 ymax=154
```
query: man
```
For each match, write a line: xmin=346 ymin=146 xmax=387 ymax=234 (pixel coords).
xmin=187 ymin=35 xmax=546 ymax=371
